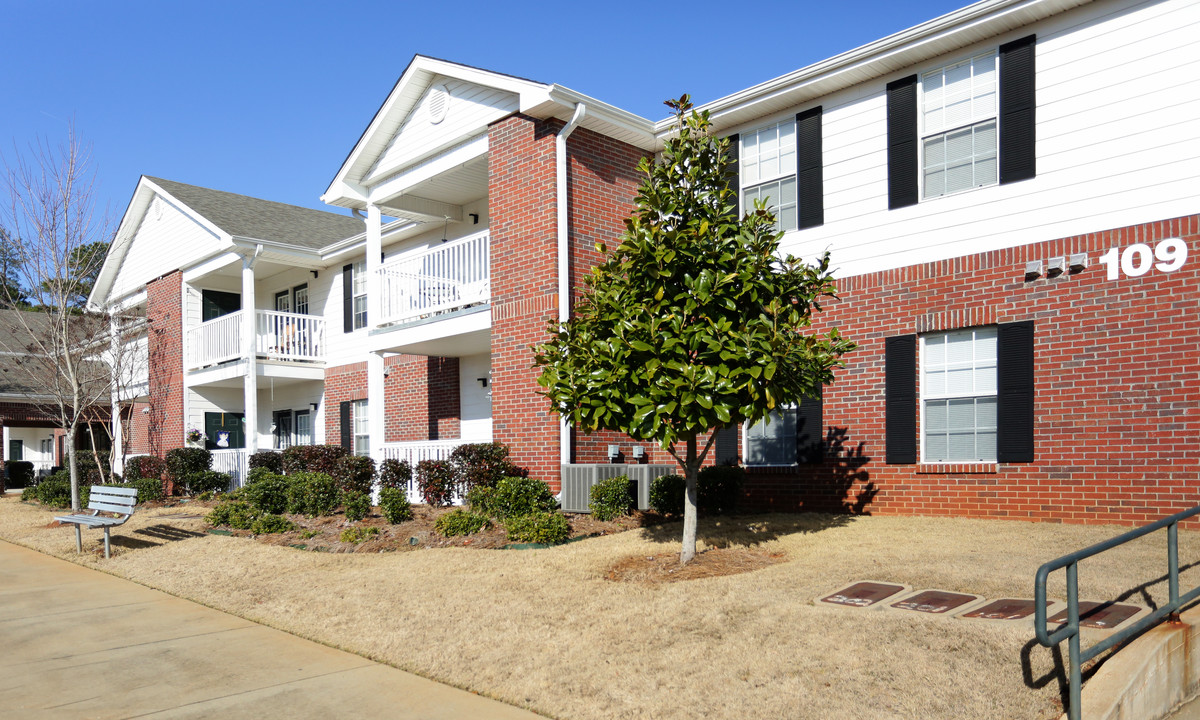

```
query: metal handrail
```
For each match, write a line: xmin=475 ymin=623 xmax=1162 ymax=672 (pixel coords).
xmin=1035 ymin=504 xmax=1200 ymax=720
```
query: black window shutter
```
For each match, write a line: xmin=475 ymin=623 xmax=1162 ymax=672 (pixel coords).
xmin=885 ymin=335 xmax=917 ymax=464
xmin=796 ymin=107 xmax=824 ymax=229
xmin=339 ymin=401 xmax=352 ymax=451
xmin=714 ymin=426 xmax=739 ymax=465
xmin=724 ymin=133 xmax=740 ymax=210
xmin=796 ymin=386 xmax=824 ymax=464
xmin=997 ymin=321 xmax=1035 ymax=462
xmin=999 ymin=34 xmax=1037 ymax=185
xmin=342 ymin=263 xmax=354 ymax=334
xmin=886 ymin=75 xmax=919 ymax=210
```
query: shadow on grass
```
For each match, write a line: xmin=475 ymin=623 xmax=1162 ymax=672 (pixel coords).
xmin=637 ymin=513 xmax=857 ymax=548
xmin=111 ymin=524 xmax=207 ymax=550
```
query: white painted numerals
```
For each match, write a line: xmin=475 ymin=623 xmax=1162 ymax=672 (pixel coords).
xmin=1097 ymin=238 xmax=1188 ymax=281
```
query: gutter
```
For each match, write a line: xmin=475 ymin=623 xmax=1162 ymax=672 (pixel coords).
xmin=556 ymin=103 xmax=586 ymax=467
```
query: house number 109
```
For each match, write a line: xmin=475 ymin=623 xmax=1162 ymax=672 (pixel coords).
xmin=1097 ymin=238 xmax=1188 ymax=280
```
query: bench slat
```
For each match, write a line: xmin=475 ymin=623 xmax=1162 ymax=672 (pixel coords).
xmin=87 ymin=500 xmax=135 ymax=515
xmin=88 ymin=486 xmax=139 ymax=498
xmin=55 ymin=515 xmax=125 ymax=527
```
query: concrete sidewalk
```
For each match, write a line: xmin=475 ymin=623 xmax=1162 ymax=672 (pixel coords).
xmin=0 ymin=540 xmax=543 ymax=719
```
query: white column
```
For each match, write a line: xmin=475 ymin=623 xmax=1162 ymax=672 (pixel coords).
xmin=365 ymin=203 xmax=382 ymax=329
xmin=108 ymin=311 xmax=124 ymax=475
xmin=367 ymin=351 xmax=386 ymax=462
xmin=242 ymin=251 xmax=260 ymax=455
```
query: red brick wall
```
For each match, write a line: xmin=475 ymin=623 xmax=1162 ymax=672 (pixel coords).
xmin=146 ymin=271 xmax=183 ymax=456
xmin=324 ymin=357 xmax=460 ymax=447
xmin=488 ymin=114 xmax=563 ymax=487
xmin=746 ymin=215 xmax=1200 ymax=526
xmin=122 ymin=401 xmax=153 ymax=456
xmin=384 ymin=355 xmax=459 ymax=442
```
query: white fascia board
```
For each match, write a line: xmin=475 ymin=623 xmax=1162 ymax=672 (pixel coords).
xmin=318 ymin=218 xmax=412 ymax=258
xmin=108 ymin=290 xmax=148 ymax=314
xmin=543 ymin=86 xmax=658 ymax=150
xmin=229 ymin=238 xmax=324 ymax=268
xmin=182 ymin=251 xmax=243 ymax=283
xmin=89 ymin=177 xmax=161 ymax=311
xmin=367 ymin=134 xmax=489 ymax=207
xmin=0 ymin=392 xmax=59 ymax=403
xmin=664 ymin=0 xmax=1090 ymax=135
xmin=323 ymin=55 xmax=551 ymax=209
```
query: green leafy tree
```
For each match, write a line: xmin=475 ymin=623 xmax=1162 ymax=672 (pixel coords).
xmin=0 ymin=228 xmax=28 ymax=307
xmin=534 ymin=96 xmax=855 ymax=564
xmin=40 ymin=240 xmax=109 ymax=309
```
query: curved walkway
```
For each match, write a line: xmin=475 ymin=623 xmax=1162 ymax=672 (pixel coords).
xmin=0 ymin=540 xmax=542 ymax=719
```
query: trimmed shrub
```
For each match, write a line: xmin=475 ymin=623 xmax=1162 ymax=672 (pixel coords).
xmin=416 ymin=460 xmax=457 ymax=507
xmin=125 ymin=455 xmax=166 ymax=482
xmin=286 ymin=472 xmax=339 ymax=517
xmin=378 ymin=459 xmax=412 ymax=491
xmin=649 ymin=474 xmax=686 ymax=516
xmin=340 ymin=526 xmax=380 ymax=544
xmin=435 ymin=509 xmax=490 ymax=537
xmin=184 ymin=470 xmax=231 ymax=495
xmin=698 ymin=465 xmax=745 ymax=515
xmin=341 ymin=490 xmax=371 ymax=522
xmin=488 ymin=476 xmax=558 ymax=519
xmin=589 ymin=475 xmax=635 ymax=521
xmin=379 ymin=488 xmax=413 ymax=524
xmin=165 ymin=447 xmax=212 ymax=486
xmin=333 ymin=455 xmax=376 ymax=495
xmin=248 ymin=451 xmax=283 ymax=474
xmin=4 ymin=461 xmax=34 ymax=489
xmin=281 ymin=444 xmax=346 ymax=475
xmin=250 ymin=514 xmax=297 ymax=535
xmin=504 ymin=511 xmax=571 ymax=545
xmin=465 ymin=485 xmax=497 ymax=518
xmin=21 ymin=486 xmax=38 ymax=502
xmin=243 ymin=471 xmax=290 ymax=515
xmin=127 ymin=477 xmax=165 ymax=504
xmin=449 ymin=442 xmax=526 ymax=492
xmin=36 ymin=477 xmax=73 ymax=508
xmin=206 ymin=500 xmax=257 ymax=530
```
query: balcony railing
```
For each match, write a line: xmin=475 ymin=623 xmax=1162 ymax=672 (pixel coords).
xmin=381 ymin=439 xmax=470 ymax=504
xmin=377 ymin=231 xmax=490 ymax=327
xmin=185 ymin=310 xmax=326 ymax=370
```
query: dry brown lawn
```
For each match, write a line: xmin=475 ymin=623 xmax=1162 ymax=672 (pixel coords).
xmin=4 ymin=493 xmax=1198 ymax=720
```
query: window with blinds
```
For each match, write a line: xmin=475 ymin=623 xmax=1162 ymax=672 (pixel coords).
xmin=921 ymin=327 xmax=998 ymax=462
xmin=741 ymin=120 xmax=797 ymax=232
xmin=921 ymin=52 xmax=998 ymax=199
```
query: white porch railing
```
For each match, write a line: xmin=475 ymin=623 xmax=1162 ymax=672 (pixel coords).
xmin=256 ymin=310 xmax=325 ymax=362
xmin=185 ymin=310 xmax=326 ymax=370
xmin=377 ymin=231 xmax=490 ymax=326
xmin=381 ymin=439 xmax=470 ymax=504
xmin=186 ymin=310 xmax=243 ymax=369
xmin=211 ymin=449 xmax=249 ymax=489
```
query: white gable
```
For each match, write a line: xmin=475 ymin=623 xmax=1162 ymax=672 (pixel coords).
xmin=364 ymin=78 xmax=518 ymax=186
xmin=108 ymin=193 xmax=227 ymax=300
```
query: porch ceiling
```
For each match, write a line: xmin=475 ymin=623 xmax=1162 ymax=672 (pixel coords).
xmin=374 ymin=152 xmax=488 ymax=224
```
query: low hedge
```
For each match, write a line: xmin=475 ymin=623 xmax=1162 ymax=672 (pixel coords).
xmin=504 ymin=511 xmax=571 ymax=545
xmin=333 ymin=455 xmax=375 ymax=495
xmin=248 ymin=451 xmax=283 ymax=474
xmin=281 ymin=444 xmax=345 ymax=475
xmin=589 ymin=475 xmax=635 ymax=521
xmin=125 ymin=456 xmax=166 ymax=482
xmin=341 ymin=490 xmax=371 ymax=522
xmin=416 ymin=460 xmax=457 ymax=507
xmin=379 ymin=487 xmax=412 ymax=523
xmin=4 ymin=461 xmax=34 ymax=489
xmin=435 ymin=509 xmax=490 ymax=537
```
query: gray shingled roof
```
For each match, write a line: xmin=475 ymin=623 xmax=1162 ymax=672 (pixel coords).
xmin=146 ymin=177 xmax=364 ymax=250
xmin=0 ymin=308 xmax=110 ymax=400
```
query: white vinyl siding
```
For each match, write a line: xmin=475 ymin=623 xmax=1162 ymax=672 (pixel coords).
xmin=921 ymin=328 xmax=997 ymax=463
xmin=775 ymin=0 xmax=1200 ymax=279
xmin=741 ymin=121 xmax=797 ymax=232
xmin=111 ymin=195 xmax=225 ymax=300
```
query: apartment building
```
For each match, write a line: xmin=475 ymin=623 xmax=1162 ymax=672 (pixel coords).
xmin=91 ymin=0 xmax=1199 ymax=522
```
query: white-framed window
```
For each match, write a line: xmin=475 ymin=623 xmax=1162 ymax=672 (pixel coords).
xmin=921 ymin=51 xmax=997 ymax=199
xmin=352 ymin=260 xmax=368 ymax=330
xmin=745 ymin=408 xmax=797 ymax=466
xmin=741 ymin=120 xmax=797 ymax=232
xmin=921 ymin=327 xmax=998 ymax=462
xmin=352 ymin=399 xmax=369 ymax=456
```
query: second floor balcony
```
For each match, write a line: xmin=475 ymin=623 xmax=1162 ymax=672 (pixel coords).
xmin=186 ymin=309 xmax=326 ymax=371
xmin=376 ymin=230 xmax=490 ymax=328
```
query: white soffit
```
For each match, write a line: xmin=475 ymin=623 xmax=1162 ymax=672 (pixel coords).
xmin=673 ymin=0 xmax=1094 ymax=135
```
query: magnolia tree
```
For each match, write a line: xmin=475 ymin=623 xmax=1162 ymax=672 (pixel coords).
xmin=534 ymin=97 xmax=855 ymax=564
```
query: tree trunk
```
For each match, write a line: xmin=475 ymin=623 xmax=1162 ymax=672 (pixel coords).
xmin=66 ymin=426 xmax=79 ymax=512
xmin=680 ymin=434 xmax=701 ymax=565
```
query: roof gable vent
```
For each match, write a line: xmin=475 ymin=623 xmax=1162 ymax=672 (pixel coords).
xmin=427 ymin=84 xmax=449 ymax=125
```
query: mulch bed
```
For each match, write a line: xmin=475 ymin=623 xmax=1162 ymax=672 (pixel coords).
xmin=604 ymin=547 xmax=788 ymax=583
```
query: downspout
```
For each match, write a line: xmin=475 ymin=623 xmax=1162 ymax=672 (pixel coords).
xmin=556 ymin=103 xmax=586 ymax=467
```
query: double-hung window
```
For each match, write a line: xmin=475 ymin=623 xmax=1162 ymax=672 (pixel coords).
xmin=352 ymin=260 xmax=368 ymax=330
xmin=921 ymin=52 xmax=998 ymax=199
xmin=352 ymin=399 xmax=370 ymax=456
xmin=741 ymin=120 xmax=797 ymax=232
xmin=920 ymin=328 xmax=997 ymax=462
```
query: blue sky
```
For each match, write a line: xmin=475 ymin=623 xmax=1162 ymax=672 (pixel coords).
xmin=1 ymin=0 xmax=966 ymax=224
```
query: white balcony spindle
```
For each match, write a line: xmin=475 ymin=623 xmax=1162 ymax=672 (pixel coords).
xmin=376 ymin=231 xmax=490 ymax=326
xmin=185 ymin=309 xmax=326 ymax=370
